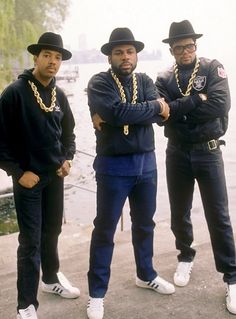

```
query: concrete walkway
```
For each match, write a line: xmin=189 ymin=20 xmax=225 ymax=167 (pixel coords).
xmin=0 ymin=212 xmax=236 ymax=319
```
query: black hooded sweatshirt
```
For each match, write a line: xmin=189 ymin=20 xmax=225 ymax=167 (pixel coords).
xmin=0 ymin=69 xmax=76 ymax=180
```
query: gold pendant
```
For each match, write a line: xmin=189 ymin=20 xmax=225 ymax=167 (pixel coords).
xmin=110 ymin=70 xmax=138 ymax=135
xmin=123 ymin=125 xmax=129 ymax=135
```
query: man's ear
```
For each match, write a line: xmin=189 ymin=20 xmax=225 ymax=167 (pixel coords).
xmin=169 ymin=47 xmax=174 ymax=56
xmin=33 ymin=55 xmax=37 ymax=66
xmin=108 ymin=56 xmax=111 ymax=65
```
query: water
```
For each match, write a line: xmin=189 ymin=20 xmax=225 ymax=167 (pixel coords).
xmin=62 ymin=59 xmax=236 ymax=228
xmin=1 ymin=59 xmax=236 ymax=230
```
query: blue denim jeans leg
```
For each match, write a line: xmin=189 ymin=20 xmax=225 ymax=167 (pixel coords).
xmin=88 ymin=170 xmax=158 ymax=297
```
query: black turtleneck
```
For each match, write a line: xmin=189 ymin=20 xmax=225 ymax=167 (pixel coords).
xmin=177 ymin=58 xmax=197 ymax=92
xmin=110 ymin=68 xmax=134 ymax=103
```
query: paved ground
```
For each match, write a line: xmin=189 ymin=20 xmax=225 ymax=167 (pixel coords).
xmin=1 ymin=212 xmax=236 ymax=319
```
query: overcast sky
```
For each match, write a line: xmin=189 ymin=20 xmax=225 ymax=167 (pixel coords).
xmin=61 ymin=0 xmax=236 ymax=64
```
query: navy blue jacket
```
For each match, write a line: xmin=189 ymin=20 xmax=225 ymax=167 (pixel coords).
xmin=88 ymin=69 xmax=164 ymax=156
xmin=155 ymin=57 xmax=230 ymax=143
xmin=0 ymin=69 xmax=76 ymax=180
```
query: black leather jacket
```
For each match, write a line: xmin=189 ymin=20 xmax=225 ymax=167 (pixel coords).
xmin=155 ymin=57 xmax=230 ymax=143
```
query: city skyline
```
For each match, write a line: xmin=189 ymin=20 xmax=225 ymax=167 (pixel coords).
xmin=61 ymin=0 xmax=236 ymax=65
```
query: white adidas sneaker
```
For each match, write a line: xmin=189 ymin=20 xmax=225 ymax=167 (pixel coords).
xmin=174 ymin=261 xmax=193 ymax=287
xmin=42 ymin=271 xmax=80 ymax=298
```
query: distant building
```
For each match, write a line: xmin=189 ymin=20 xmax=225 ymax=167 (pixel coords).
xmin=70 ymin=48 xmax=162 ymax=64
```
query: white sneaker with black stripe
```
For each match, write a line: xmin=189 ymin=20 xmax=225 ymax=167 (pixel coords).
xmin=136 ymin=275 xmax=175 ymax=294
xmin=42 ymin=272 xmax=80 ymax=298
xmin=17 ymin=304 xmax=37 ymax=319
xmin=87 ymin=297 xmax=104 ymax=319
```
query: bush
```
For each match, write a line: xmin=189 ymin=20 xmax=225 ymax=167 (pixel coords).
xmin=0 ymin=194 xmax=18 ymax=236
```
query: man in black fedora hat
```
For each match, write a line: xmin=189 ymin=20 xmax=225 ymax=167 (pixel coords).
xmin=0 ymin=32 xmax=80 ymax=319
xmin=156 ymin=20 xmax=236 ymax=314
xmin=86 ymin=27 xmax=174 ymax=319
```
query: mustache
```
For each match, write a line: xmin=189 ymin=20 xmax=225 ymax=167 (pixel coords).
xmin=46 ymin=65 xmax=56 ymax=70
xmin=120 ymin=62 xmax=132 ymax=67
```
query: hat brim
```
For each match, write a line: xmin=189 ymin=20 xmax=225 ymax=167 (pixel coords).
xmin=27 ymin=43 xmax=72 ymax=60
xmin=101 ymin=40 xmax=144 ymax=55
xmin=162 ymin=33 xmax=203 ymax=44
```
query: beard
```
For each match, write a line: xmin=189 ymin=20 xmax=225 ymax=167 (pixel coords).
xmin=111 ymin=62 xmax=137 ymax=76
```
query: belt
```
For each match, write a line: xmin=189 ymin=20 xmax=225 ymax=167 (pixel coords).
xmin=169 ymin=139 xmax=225 ymax=151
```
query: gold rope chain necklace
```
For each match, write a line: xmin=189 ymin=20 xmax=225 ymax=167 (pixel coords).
xmin=28 ymin=80 xmax=56 ymax=112
xmin=110 ymin=69 xmax=137 ymax=135
xmin=174 ymin=58 xmax=200 ymax=96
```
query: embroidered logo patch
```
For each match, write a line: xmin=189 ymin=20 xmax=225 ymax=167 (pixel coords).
xmin=55 ymin=105 xmax=61 ymax=112
xmin=217 ymin=67 xmax=227 ymax=78
xmin=192 ymin=76 xmax=206 ymax=91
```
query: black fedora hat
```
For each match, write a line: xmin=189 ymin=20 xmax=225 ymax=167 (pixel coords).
xmin=162 ymin=20 xmax=203 ymax=44
xmin=27 ymin=32 xmax=72 ymax=60
xmin=101 ymin=27 xmax=144 ymax=55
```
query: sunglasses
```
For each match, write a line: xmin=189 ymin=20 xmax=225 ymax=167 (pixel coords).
xmin=172 ymin=43 xmax=197 ymax=55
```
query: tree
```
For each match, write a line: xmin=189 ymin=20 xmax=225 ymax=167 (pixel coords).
xmin=0 ymin=0 xmax=16 ymax=87
xmin=0 ymin=0 xmax=70 ymax=91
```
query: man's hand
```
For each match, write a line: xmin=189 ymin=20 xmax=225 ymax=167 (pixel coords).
xmin=56 ymin=160 xmax=71 ymax=178
xmin=18 ymin=171 xmax=40 ymax=188
xmin=157 ymin=98 xmax=170 ymax=122
xmin=199 ymin=93 xmax=207 ymax=101
xmin=92 ymin=113 xmax=106 ymax=131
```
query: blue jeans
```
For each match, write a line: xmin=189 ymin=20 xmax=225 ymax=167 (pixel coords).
xmin=88 ymin=170 xmax=158 ymax=297
xmin=166 ymin=143 xmax=236 ymax=283
xmin=13 ymin=173 xmax=64 ymax=310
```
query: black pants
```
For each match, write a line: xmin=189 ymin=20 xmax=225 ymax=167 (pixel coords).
xmin=166 ymin=143 xmax=236 ymax=283
xmin=13 ymin=173 xmax=64 ymax=310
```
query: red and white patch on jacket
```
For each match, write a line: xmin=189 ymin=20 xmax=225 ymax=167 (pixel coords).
xmin=217 ymin=67 xmax=227 ymax=78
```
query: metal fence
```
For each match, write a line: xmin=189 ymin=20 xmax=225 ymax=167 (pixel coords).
xmin=0 ymin=149 xmax=125 ymax=231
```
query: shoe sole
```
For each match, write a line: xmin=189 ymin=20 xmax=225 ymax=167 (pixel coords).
xmin=42 ymin=288 xmax=80 ymax=299
xmin=136 ymin=281 xmax=175 ymax=294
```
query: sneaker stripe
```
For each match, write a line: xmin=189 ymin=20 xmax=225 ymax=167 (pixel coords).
xmin=148 ymin=281 xmax=159 ymax=289
xmin=42 ymin=274 xmax=80 ymax=299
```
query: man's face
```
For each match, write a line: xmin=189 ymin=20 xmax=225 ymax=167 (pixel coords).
xmin=108 ymin=44 xmax=137 ymax=76
xmin=170 ymin=38 xmax=197 ymax=66
xmin=34 ymin=49 xmax=62 ymax=81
